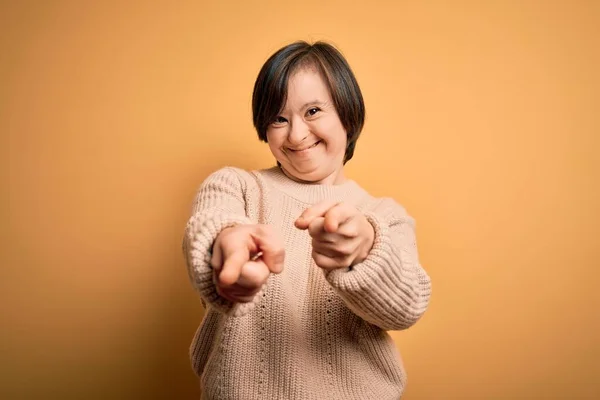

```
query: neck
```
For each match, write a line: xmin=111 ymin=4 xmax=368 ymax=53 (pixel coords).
xmin=259 ymin=166 xmax=363 ymax=204
xmin=279 ymin=165 xmax=346 ymax=186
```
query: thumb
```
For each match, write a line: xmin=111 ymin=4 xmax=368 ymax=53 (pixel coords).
xmin=295 ymin=200 xmax=338 ymax=229
xmin=218 ymin=249 xmax=248 ymax=286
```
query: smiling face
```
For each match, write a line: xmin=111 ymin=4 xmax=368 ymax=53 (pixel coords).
xmin=266 ymin=68 xmax=348 ymax=185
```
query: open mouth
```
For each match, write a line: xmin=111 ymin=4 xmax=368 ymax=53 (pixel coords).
xmin=287 ymin=140 xmax=321 ymax=153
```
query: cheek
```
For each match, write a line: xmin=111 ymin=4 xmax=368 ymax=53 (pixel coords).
xmin=266 ymin=131 xmax=278 ymax=147
xmin=267 ymin=141 xmax=278 ymax=155
xmin=318 ymin=121 xmax=347 ymax=150
xmin=266 ymin=134 xmax=284 ymax=156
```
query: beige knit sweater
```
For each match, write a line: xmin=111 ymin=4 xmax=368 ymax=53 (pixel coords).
xmin=183 ymin=166 xmax=431 ymax=400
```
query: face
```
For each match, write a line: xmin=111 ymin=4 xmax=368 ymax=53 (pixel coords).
xmin=266 ymin=68 xmax=347 ymax=185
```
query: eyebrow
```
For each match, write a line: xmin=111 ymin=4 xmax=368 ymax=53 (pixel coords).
xmin=279 ymin=100 xmax=328 ymax=115
xmin=301 ymin=100 xmax=326 ymax=109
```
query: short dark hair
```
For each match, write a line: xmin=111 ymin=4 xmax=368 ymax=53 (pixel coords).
xmin=252 ymin=41 xmax=365 ymax=163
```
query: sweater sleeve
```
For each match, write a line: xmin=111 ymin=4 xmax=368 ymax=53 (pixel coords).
xmin=324 ymin=198 xmax=431 ymax=331
xmin=182 ymin=167 xmax=262 ymax=317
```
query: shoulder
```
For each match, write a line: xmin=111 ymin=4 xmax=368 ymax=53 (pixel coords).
xmin=358 ymin=192 xmax=415 ymax=228
xmin=363 ymin=196 xmax=408 ymax=215
xmin=203 ymin=166 xmax=252 ymax=181
xmin=200 ymin=166 xmax=257 ymax=190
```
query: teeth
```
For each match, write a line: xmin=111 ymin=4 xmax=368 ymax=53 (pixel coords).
xmin=291 ymin=141 xmax=319 ymax=151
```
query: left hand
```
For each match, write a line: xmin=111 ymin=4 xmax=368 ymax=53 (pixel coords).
xmin=295 ymin=201 xmax=375 ymax=270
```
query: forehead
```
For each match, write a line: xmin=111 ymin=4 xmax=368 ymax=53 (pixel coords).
xmin=284 ymin=67 xmax=332 ymax=106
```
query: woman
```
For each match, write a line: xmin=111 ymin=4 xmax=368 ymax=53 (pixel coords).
xmin=183 ymin=40 xmax=431 ymax=399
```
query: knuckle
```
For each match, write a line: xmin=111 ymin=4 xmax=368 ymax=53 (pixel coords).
xmin=342 ymin=254 xmax=353 ymax=267
xmin=346 ymin=227 xmax=359 ymax=238
xmin=311 ymin=250 xmax=328 ymax=269
xmin=257 ymin=267 xmax=270 ymax=283
xmin=340 ymin=242 xmax=355 ymax=256
xmin=312 ymin=238 xmax=323 ymax=250
xmin=256 ymin=224 xmax=272 ymax=235
xmin=311 ymin=249 xmax=320 ymax=260
xmin=254 ymin=224 xmax=265 ymax=235
xmin=277 ymin=253 xmax=285 ymax=266
xmin=221 ymin=226 xmax=237 ymax=239
xmin=277 ymin=247 xmax=286 ymax=259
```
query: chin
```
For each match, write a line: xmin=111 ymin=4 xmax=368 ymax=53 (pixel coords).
xmin=280 ymin=164 xmax=319 ymax=182
xmin=295 ymin=172 xmax=323 ymax=184
xmin=292 ymin=167 xmax=338 ymax=184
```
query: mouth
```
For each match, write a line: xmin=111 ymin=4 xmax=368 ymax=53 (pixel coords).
xmin=287 ymin=140 xmax=322 ymax=153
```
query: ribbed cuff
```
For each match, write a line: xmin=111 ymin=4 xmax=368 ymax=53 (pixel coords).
xmin=324 ymin=211 xmax=428 ymax=330
xmin=186 ymin=212 xmax=261 ymax=317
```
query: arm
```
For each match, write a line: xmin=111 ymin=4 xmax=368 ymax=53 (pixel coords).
xmin=182 ymin=167 xmax=260 ymax=317
xmin=324 ymin=199 xmax=432 ymax=330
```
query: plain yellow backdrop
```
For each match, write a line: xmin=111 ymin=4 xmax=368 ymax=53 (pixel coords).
xmin=2 ymin=1 xmax=598 ymax=399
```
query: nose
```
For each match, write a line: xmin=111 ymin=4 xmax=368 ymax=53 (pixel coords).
xmin=287 ymin=117 xmax=309 ymax=145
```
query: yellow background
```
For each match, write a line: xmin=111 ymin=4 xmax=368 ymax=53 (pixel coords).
xmin=2 ymin=1 xmax=598 ymax=398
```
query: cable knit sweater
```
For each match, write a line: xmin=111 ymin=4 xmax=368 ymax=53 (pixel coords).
xmin=182 ymin=166 xmax=431 ymax=400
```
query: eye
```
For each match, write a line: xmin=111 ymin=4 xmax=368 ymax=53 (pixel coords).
xmin=306 ymin=107 xmax=321 ymax=117
xmin=272 ymin=116 xmax=288 ymax=125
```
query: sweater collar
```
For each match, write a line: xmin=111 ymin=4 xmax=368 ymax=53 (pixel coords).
xmin=257 ymin=166 xmax=366 ymax=205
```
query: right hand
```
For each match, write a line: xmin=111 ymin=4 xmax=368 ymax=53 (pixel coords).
xmin=211 ymin=224 xmax=285 ymax=303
